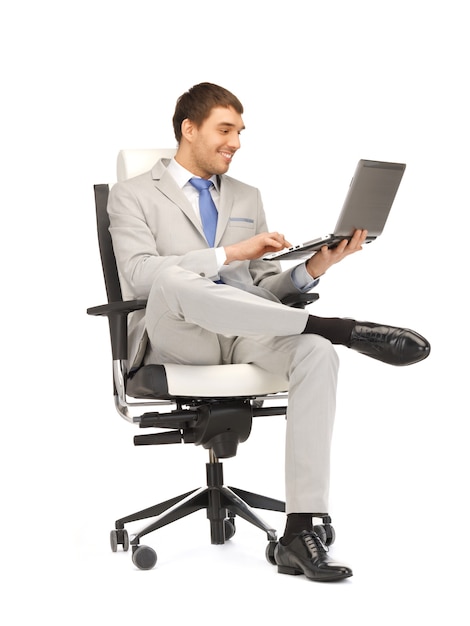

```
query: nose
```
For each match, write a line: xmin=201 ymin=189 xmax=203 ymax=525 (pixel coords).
xmin=228 ymin=131 xmax=241 ymax=150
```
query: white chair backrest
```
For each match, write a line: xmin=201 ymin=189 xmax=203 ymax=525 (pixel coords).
xmin=117 ymin=148 xmax=177 ymax=182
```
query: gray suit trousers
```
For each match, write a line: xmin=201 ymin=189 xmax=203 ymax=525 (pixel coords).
xmin=144 ymin=266 xmax=339 ymax=514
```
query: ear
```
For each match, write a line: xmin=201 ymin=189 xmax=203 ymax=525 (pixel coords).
xmin=181 ymin=118 xmax=196 ymax=143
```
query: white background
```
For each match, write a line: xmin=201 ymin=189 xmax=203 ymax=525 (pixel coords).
xmin=2 ymin=1 xmax=469 ymax=624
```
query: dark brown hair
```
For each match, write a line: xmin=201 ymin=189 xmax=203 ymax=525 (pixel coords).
xmin=172 ymin=82 xmax=244 ymax=143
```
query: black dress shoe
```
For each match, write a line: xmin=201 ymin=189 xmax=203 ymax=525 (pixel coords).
xmin=274 ymin=531 xmax=352 ymax=582
xmin=348 ymin=322 xmax=430 ymax=366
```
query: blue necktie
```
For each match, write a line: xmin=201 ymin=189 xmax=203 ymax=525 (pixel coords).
xmin=189 ymin=177 xmax=218 ymax=247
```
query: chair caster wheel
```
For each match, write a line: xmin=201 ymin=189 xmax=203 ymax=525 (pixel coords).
xmin=110 ymin=529 xmax=129 ymax=552
xmin=265 ymin=541 xmax=278 ymax=565
xmin=313 ymin=523 xmax=336 ymax=546
xmin=132 ymin=545 xmax=157 ymax=570
xmin=224 ymin=518 xmax=236 ymax=540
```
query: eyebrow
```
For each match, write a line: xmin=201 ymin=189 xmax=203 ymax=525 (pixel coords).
xmin=218 ymin=121 xmax=246 ymax=131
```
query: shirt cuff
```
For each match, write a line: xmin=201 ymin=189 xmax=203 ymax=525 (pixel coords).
xmin=215 ymin=247 xmax=226 ymax=269
xmin=291 ymin=262 xmax=320 ymax=292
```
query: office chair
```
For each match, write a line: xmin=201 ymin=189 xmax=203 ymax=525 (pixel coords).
xmin=87 ymin=149 xmax=334 ymax=570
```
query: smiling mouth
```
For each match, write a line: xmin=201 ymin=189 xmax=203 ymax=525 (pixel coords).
xmin=219 ymin=150 xmax=234 ymax=161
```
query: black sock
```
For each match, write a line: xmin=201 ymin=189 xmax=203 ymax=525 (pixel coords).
xmin=281 ymin=513 xmax=314 ymax=545
xmin=302 ymin=315 xmax=355 ymax=345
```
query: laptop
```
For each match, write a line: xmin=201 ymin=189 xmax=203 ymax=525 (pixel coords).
xmin=263 ymin=159 xmax=406 ymax=261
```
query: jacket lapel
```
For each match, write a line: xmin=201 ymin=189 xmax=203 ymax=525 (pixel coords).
xmin=216 ymin=175 xmax=233 ymax=246
xmin=150 ymin=159 xmax=206 ymax=239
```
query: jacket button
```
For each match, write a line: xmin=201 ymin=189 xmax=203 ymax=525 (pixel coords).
xmin=199 ymin=272 xmax=206 ymax=277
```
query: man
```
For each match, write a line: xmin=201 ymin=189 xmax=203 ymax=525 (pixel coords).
xmin=108 ymin=82 xmax=430 ymax=582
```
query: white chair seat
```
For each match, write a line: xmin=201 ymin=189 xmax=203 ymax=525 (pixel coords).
xmin=163 ymin=363 xmax=288 ymax=397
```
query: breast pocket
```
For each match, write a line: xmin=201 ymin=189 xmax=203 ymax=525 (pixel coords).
xmin=228 ymin=217 xmax=255 ymax=229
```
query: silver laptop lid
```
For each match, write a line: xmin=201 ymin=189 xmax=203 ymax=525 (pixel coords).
xmin=334 ymin=159 xmax=406 ymax=238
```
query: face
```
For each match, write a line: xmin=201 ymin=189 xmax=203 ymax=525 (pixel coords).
xmin=179 ymin=106 xmax=245 ymax=179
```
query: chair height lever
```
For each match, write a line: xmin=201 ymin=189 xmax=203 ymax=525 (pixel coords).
xmin=134 ymin=431 xmax=183 ymax=446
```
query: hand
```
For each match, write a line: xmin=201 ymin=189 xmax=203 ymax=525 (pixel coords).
xmin=224 ymin=232 xmax=292 ymax=264
xmin=306 ymin=229 xmax=368 ymax=278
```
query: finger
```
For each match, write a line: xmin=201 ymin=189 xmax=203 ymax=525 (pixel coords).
xmin=275 ymin=232 xmax=292 ymax=248
xmin=274 ymin=233 xmax=292 ymax=248
xmin=265 ymin=235 xmax=288 ymax=250
xmin=346 ymin=230 xmax=366 ymax=250
xmin=335 ymin=239 xmax=349 ymax=253
xmin=350 ymin=229 xmax=364 ymax=244
xmin=358 ymin=229 xmax=368 ymax=245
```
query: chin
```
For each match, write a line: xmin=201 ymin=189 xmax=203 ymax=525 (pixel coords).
xmin=217 ymin=163 xmax=231 ymax=175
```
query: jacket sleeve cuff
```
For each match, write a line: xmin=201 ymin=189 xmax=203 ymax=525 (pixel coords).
xmin=291 ymin=262 xmax=320 ymax=292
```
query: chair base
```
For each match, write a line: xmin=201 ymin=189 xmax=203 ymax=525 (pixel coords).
xmin=113 ymin=456 xmax=286 ymax=555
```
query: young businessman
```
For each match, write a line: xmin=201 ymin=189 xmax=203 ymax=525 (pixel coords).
xmin=108 ymin=82 xmax=430 ymax=582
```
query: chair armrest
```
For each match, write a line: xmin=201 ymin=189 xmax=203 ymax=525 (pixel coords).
xmin=87 ymin=300 xmax=147 ymax=360
xmin=87 ymin=299 xmax=147 ymax=317
xmin=281 ymin=293 xmax=319 ymax=308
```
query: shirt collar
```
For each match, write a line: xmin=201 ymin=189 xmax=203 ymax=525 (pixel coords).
xmin=167 ymin=157 xmax=219 ymax=191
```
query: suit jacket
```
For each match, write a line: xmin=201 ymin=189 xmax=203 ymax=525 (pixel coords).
xmin=107 ymin=158 xmax=304 ymax=368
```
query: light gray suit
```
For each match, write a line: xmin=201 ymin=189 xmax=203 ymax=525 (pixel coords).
xmin=108 ymin=158 xmax=339 ymax=514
